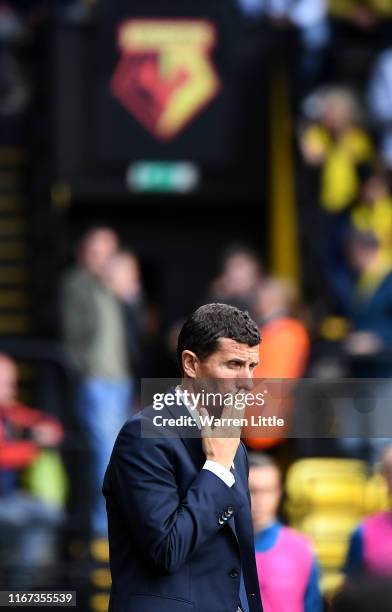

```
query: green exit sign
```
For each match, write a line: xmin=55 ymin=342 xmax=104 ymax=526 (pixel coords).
xmin=127 ymin=162 xmax=199 ymax=193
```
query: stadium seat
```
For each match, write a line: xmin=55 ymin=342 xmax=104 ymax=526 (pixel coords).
xmin=285 ymin=458 xmax=388 ymax=596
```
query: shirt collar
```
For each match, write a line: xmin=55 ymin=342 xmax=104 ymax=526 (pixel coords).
xmin=175 ymin=385 xmax=202 ymax=429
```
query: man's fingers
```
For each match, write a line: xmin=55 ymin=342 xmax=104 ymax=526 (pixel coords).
xmin=200 ymin=403 xmax=244 ymax=439
xmin=220 ymin=392 xmax=245 ymax=421
xmin=220 ymin=394 xmax=237 ymax=420
xmin=199 ymin=407 xmax=213 ymax=437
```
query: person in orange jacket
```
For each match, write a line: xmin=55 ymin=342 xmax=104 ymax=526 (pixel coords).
xmin=243 ymin=278 xmax=310 ymax=450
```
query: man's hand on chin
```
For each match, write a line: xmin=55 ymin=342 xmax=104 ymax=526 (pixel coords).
xmin=200 ymin=401 xmax=243 ymax=470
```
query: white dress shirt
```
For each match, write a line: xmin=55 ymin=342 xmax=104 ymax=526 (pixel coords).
xmin=175 ymin=385 xmax=235 ymax=488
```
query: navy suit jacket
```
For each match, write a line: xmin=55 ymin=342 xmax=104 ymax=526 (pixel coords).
xmin=103 ymin=393 xmax=264 ymax=612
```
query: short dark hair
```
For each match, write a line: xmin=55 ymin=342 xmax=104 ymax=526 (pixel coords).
xmin=177 ymin=303 xmax=260 ymax=372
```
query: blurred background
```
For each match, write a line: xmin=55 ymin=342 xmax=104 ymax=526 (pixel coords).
xmin=1 ymin=0 xmax=392 ymax=610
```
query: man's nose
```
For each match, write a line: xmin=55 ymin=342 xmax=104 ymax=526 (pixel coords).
xmin=236 ymin=374 xmax=254 ymax=391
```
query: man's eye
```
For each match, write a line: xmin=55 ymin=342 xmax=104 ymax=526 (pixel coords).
xmin=228 ymin=361 xmax=242 ymax=368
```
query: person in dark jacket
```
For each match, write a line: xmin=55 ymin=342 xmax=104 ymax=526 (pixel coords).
xmin=103 ymin=303 xmax=264 ymax=612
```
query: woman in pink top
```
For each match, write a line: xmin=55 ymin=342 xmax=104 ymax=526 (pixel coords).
xmin=249 ymin=453 xmax=322 ymax=612
xmin=345 ymin=444 xmax=392 ymax=577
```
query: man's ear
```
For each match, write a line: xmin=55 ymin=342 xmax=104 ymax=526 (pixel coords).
xmin=182 ymin=350 xmax=199 ymax=378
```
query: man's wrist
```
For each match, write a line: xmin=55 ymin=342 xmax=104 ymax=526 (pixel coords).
xmin=205 ymin=456 xmax=232 ymax=470
xmin=203 ymin=460 xmax=235 ymax=488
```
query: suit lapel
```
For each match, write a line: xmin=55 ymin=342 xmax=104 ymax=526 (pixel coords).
xmin=165 ymin=393 xmax=206 ymax=470
xmin=181 ymin=435 xmax=206 ymax=471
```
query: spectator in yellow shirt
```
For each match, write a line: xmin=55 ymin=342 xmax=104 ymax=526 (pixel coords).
xmin=351 ymin=168 xmax=392 ymax=262
xmin=300 ymin=86 xmax=374 ymax=306
xmin=300 ymin=86 xmax=373 ymax=212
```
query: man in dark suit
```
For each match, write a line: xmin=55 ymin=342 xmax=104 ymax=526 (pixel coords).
xmin=103 ymin=303 xmax=264 ymax=612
